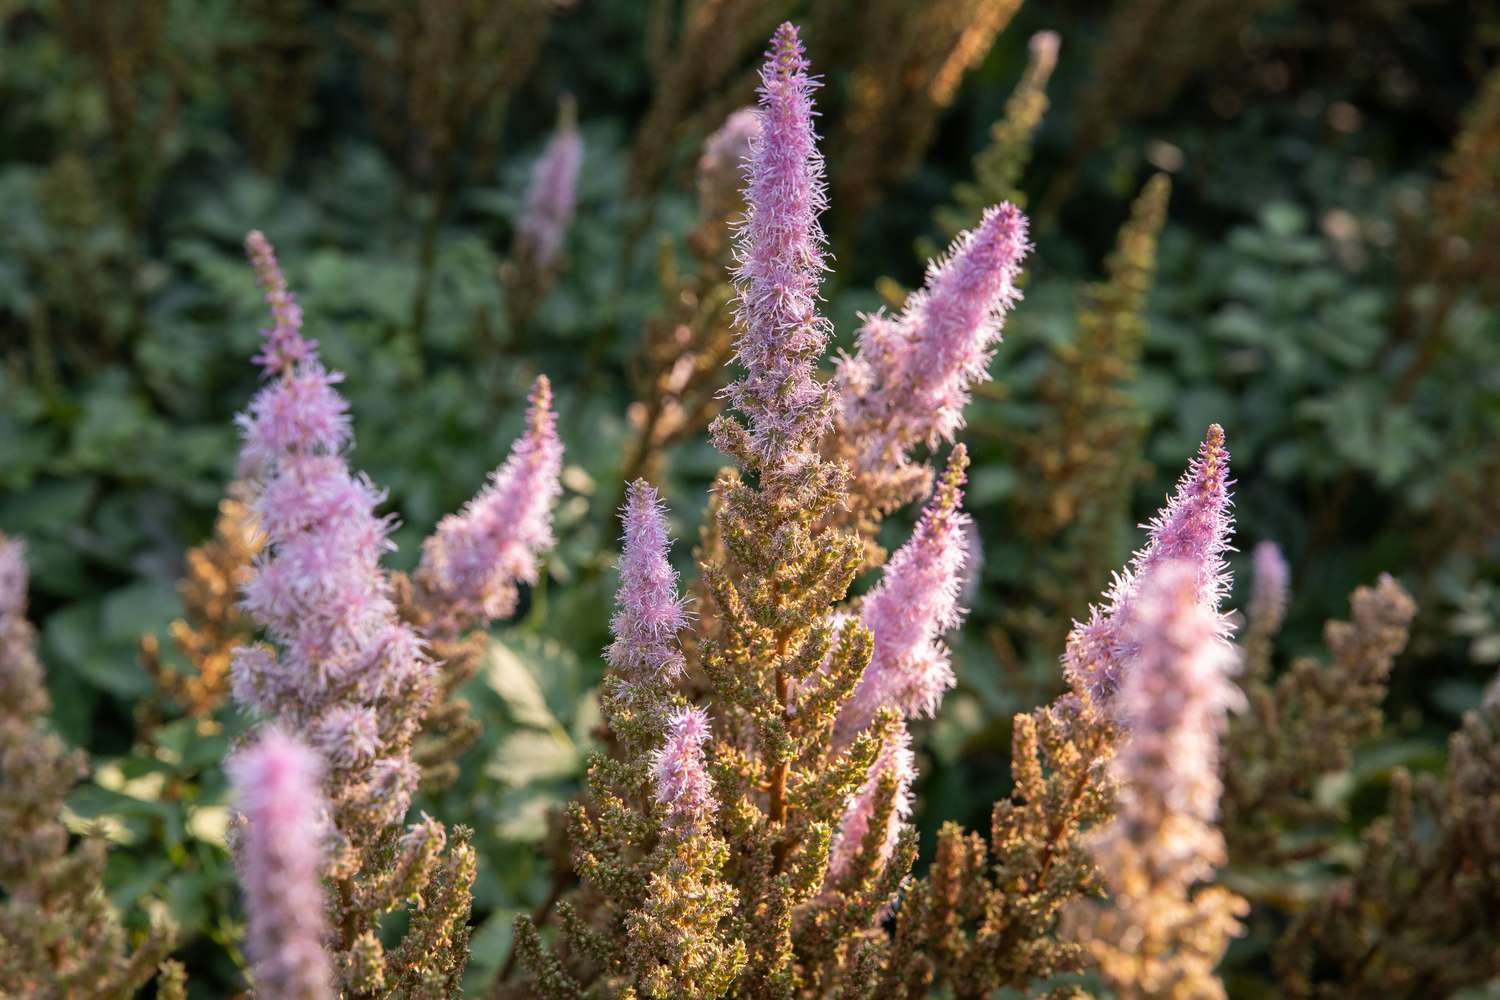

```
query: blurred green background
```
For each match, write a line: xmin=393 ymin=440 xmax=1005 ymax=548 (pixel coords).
xmin=1 ymin=0 xmax=1497 ymax=994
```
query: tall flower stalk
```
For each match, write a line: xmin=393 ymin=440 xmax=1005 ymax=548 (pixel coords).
xmin=230 ymin=232 xmax=474 ymax=995
xmin=1070 ymin=560 xmax=1247 ymax=999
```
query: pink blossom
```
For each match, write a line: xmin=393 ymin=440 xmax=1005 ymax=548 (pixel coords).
xmin=517 ymin=103 xmax=584 ymax=273
xmin=417 ymin=375 xmax=564 ymax=635
xmin=826 ymin=724 xmax=915 ymax=884
xmin=722 ymin=22 xmax=833 ymax=479
xmin=1065 ymin=424 xmax=1234 ymax=703
xmin=837 ymin=203 xmax=1030 ymax=471
xmin=837 ymin=456 xmax=970 ymax=743
xmin=1104 ymin=560 xmax=1242 ymax=880
xmin=228 ymin=728 xmax=333 ymax=1000
xmin=230 ymin=231 xmax=433 ymax=827
xmin=697 ymin=106 xmax=760 ymax=224
xmin=1248 ymin=540 xmax=1289 ymax=632
xmin=0 ymin=536 xmax=25 ymax=623
xmin=606 ymin=480 xmax=687 ymax=689
xmin=653 ymin=705 xmax=717 ymax=833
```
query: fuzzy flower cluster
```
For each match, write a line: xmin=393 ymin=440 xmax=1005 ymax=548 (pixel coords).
xmin=837 ymin=202 xmax=1030 ymax=475
xmin=653 ymin=705 xmax=718 ymax=834
xmin=1248 ymin=540 xmax=1290 ymax=636
xmin=696 ymin=107 xmax=760 ymax=237
xmin=607 ymin=480 xmax=688 ymax=694
xmin=721 ymin=23 xmax=833 ymax=479
xmin=1065 ymin=423 xmax=1234 ymax=703
xmin=0 ymin=536 xmax=25 ymax=623
xmin=516 ymin=102 xmax=584 ymax=273
xmin=228 ymin=728 xmax=333 ymax=1000
xmin=1111 ymin=562 xmax=1243 ymax=853
xmin=417 ymin=375 xmax=563 ymax=635
xmin=231 ymin=231 xmax=432 ymax=833
xmin=1077 ymin=560 xmax=1246 ymax=998
xmin=836 ymin=447 xmax=971 ymax=744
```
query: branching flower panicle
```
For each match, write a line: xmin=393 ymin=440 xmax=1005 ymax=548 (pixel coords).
xmin=517 ymin=97 xmax=584 ymax=275
xmin=417 ymin=375 xmax=564 ymax=635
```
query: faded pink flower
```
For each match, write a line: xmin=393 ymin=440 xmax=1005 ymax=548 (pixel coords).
xmin=653 ymin=705 xmax=717 ymax=833
xmin=517 ymin=101 xmax=584 ymax=273
xmin=417 ymin=375 xmax=564 ymax=635
xmin=0 ymin=535 xmax=25 ymax=623
xmin=837 ymin=451 xmax=971 ymax=744
xmin=1065 ymin=423 xmax=1234 ymax=703
xmin=837 ymin=203 xmax=1030 ymax=472
xmin=606 ymin=480 xmax=687 ymax=689
xmin=1248 ymin=540 xmax=1289 ymax=635
xmin=720 ymin=22 xmax=833 ymax=479
xmin=697 ymin=106 xmax=760 ymax=227
xmin=1102 ymin=559 xmax=1243 ymax=880
xmin=228 ymin=728 xmax=333 ymax=1000
xmin=826 ymin=724 xmax=915 ymax=884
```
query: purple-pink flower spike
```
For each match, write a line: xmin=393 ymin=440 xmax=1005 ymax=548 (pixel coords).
xmin=607 ymin=480 xmax=687 ymax=689
xmin=0 ymin=535 xmax=25 ymax=624
xmin=724 ymin=22 xmax=833 ymax=478
xmin=517 ymin=99 xmax=584 ymax=273
xmin=228 ymin=728 xmax=334 ymax=1000
xmin=417 ymin=375 xmax=564 ymax=635
xmin=1106 ymin=560 xmax=1242 ymax=873
xmin=1065 ymin=423 xmax=1234 ymax=704
xmin=837 ymin=447 xmax=971 ymax=744
xmin=826 ymin=724 xmax=915 ymax=884
xmin=653 ymin=705 xmax=718 ymax=834
xmin=837 ymin=203 xmax=1030 ymax=469
xmin=231 ymin=231 xmax=432 ymax=825
xmin=1248 ymin=540 xmax=1290 ymax=632
xmin=697 ymin=107 xmax=761 ymax=224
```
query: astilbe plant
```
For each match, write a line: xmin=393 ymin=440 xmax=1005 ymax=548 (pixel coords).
xmin=1222 ymin=567 xmax=1416 ymax=866
xmin=1068 ymin=561 xmax=1247 ymax=1000
xmin=228 ymin=727 xmax=336 ymax=1000
xmin=832 ymin=201 xmax=1030 ymax=559
xmin=504 ymin=99 xmax=586 ymax=329
xmin=229 ymin=231 xmax=481 ymax=996
xmin=876 ymin=424 xmax=1234 ymax=999
xmin=0 ymin=534 xmax=177 ymax=998
xmin=1273 ymin=705 xmax=1500 ymax=997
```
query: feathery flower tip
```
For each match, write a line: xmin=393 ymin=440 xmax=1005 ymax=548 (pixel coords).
xmin=228 ymin=728 xmax=333 ymax=1000
xmin=417 ymin=374 xmax=564 ymax=633
xmin=1066 ymin=423 xmax=1234 ymax=703
xmin=1249 ymin=540 xmax=1290 ymax=632
xmin=838 ymin=448 xmax=971 ymax=741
